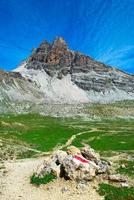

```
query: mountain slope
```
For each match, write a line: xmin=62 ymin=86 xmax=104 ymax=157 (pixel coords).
xmin=0 ymin=70 xmax=44 ymax=113
xmin=0 ymin=37 xmax=134 ymax=113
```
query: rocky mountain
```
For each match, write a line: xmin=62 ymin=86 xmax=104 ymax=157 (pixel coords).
xmin=0 ymin=37 xmax=134 ymax=113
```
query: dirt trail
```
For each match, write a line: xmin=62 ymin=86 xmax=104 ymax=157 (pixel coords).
xmin=0 ymin=157 xmax=102 ymax=200
xmin=55 ymin=127 xmax=98 ymax=150
xmin=38 ymin=128 xmax=97 ymax=156
xmin=0 ymin=158 xmax=45 ymax=200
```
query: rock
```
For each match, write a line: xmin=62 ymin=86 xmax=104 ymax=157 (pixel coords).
xmin=35 ymin=146 xmax=117 ymax=184
xmin=61 ymin=155 xmax=79 ymax=180
xmin=81 ymin=145 xmax=100 ymax=161
xmin=67 ymin=146 xmax=81 ymax=156
xmin=36 ymin=160 xmax=59 ymax=177
xmin=0 ymin=142 xmax=3 ymax=147
xmin=53 ymin=37 xmax=68 ymax=50
xmin=121 ymin=183 xmax=129 ymax=187
xmin=96 ymin=160 xmax=108 ymax=174
xmin=108 ymin=174 xmax=127 ymax=182
xmin=76 ymin=181 xmax=87 ymax=189
xmin=51 ymin=150 xmax=67 ymax=164
xmin=107 ymin=161 xmax=113 ymax=166
xmin=121 ymin=164 xmax=126 ymax=169
xmin=61 ymin=187 xmax=69 ymax=193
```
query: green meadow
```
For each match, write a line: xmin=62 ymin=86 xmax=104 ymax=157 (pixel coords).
xmin=0 ymin=114 xmax=134 ymax=154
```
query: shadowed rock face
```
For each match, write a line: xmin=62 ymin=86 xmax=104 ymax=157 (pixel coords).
xmin=26 ymin=37 xmax=134 ymax=93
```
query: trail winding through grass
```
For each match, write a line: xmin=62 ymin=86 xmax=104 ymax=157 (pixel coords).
xmin=55 ymin=127 xmax=98 ymax=150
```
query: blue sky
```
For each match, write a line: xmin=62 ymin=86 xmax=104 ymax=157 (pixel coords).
xmin=0 ymin=0 xmax=134 ymax=73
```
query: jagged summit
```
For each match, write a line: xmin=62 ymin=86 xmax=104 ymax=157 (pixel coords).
xmin=52 ymin=36 xmax=68 ymax=49
xmin=22 ymin=37 xmax=134 ymax=96
xmin=26 ymin=37 xmax=97 ymax=79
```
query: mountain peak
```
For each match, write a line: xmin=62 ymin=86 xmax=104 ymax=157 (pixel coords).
xmin=12 ymin=36 xmax=134 ymax=104
xmin=52 ymin=36 xmax=67 ymax=49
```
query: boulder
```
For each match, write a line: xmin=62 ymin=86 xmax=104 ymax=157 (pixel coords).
xmin=35 ymin=146 xmax=111 ymax=182
xmin=96 ymin=160 xmax=108 ymax=174
xmin=108 ymin=174 xmax=127 ymax=182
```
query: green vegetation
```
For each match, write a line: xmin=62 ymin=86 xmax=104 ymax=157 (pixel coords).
xmin=98 ymin=183 xmax=134 ymax=200
xmin=72 ymin=118 xmax=134 ymax=152
xmin=0 ymin=114 xmax=85 ymax=153
xmin=30 ymin=173 xmax=56 ymax=186
xmin=117 ymin=160 xmax=134 ymax=177
xmin=0 ymin=114 xmax=134 ymax=160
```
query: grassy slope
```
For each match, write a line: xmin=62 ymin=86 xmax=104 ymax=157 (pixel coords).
xmin=0 ymin=114 xmax=85 ymax=152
